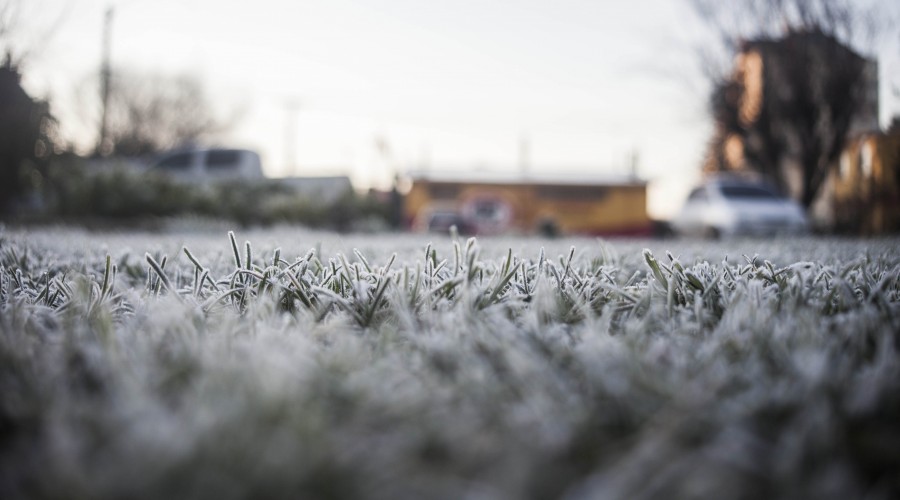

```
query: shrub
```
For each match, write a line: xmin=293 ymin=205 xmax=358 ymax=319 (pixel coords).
xmin=27 ymin=158 xmax=390 ymax=230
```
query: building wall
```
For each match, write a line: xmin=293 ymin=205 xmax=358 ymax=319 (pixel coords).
xmin=405 ymin=180 xmax=650 ymax=236
xmin=852 ymin=59 xmax=880 ymax=135
xmin=830 ymin=131 xmax=900 ymax=234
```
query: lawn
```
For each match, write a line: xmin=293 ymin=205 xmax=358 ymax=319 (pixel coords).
xmin=1 ymin=225 xmax=898 ymax=499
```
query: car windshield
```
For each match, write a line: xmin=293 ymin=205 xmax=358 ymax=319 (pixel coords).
xmin=720 ymin=184 xmax=778 ymax=200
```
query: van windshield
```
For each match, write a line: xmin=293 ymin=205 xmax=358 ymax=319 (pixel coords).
xmin=157 ymin=152 xmax=192 ymax=170
xmin=206 ymin=150 xmax=241 ymax=169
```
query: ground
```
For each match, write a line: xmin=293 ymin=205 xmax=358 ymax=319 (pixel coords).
xmin=1 ymin=225 xmax=898 ymax=499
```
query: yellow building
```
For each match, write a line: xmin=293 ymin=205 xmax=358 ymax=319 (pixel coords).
xmin=404 ymin=172 xmax=651 ymax=236
xmin=831 ymin=129 xmax=900 ymax=234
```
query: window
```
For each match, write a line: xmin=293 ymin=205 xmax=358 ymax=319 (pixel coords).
xmin=861 ymin=142 xmax=874 ymax=178
xmin=429 ymin=184 xmax=460 ymax=200
xmin=157 ymin=152 xmax=193 ymax=170
xmin=536 ymin=185 xmax=607 ymax=201
xmin=839 ymin=152 xmax=851 ymax=179
xmin=205 ymin=149 xmax=241 ymax=170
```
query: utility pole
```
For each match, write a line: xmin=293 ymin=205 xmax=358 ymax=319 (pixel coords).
xmin=284 ymin=99 xmax=300 ymax=176
xmin=518 ymin=132 xmax=530 ymax=178
xmin=629 ymin=148 xmax=640 ymax=180
xmin=97 ymin=5 xmax=114 ymax=156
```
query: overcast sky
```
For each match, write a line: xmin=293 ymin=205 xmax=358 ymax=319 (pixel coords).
xmin=10 ymin=0 xmax=900 ymax=217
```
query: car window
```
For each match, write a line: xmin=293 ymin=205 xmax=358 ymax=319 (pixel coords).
xmin=157 ymin=152 xmax=193 ymax=170
xmin=720 ymin=185 xmax=777 ymax=199
xmin=473 ymin=200 xmax=501 ymax=219
xmin=430 ymin=213 xmax=457 ymax=222
xmin=428 ymin=213 xmax=460 ymax=230
xmin=205 ymin=150 xmax=241 ymax=169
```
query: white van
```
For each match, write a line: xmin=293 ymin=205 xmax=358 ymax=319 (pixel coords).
xmin=151 ymin=148 xmax=264 ymax=182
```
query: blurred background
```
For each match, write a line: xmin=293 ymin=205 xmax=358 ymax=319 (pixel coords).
xmin=1 ymin=0 xmax=898 ymax=235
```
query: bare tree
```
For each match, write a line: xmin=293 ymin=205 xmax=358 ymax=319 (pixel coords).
xmin=692 ymin=0 xmax=892 ymax=208
xmin=0 ymin=0 xmax=28 ymax=64
xmin=100 ymin=70 xmax=227 ymax=157
xmin=0 ymin=0 xmax=58 ymax=213
xmin=0 ymin=0 xmax=67 ymax=67
xmin=690 ymin=0 xmax=883 ymax=74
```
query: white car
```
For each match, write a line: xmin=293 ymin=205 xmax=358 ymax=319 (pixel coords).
xmin=671 ymin=177 xmax=809 ymax=238
xmin=150 ymin=148 xmax=264 ymax=182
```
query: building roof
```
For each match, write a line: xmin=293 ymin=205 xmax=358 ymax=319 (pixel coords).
xmin=406 ymin=169 xmax=645 ymax=187
xmin=740 ymin=29 xmax=868 ymax=60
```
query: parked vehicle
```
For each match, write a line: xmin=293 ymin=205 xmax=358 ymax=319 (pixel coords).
xmin=150 ymin=148 xmax=264 ymax=182
xmin=415 ymin=210 xmax=475 ymax=235
xmin=671 ymin=177 xmax=809 ymax=238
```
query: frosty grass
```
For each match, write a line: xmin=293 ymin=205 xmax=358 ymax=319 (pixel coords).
xmin=1 ymin=226 xmax=898 ymax=499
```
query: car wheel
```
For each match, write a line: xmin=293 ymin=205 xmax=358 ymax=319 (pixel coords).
xmin=704 ymin=226 xmax=721 ymax=240
xmin=537 ymin=219 xmax=560 ymax=238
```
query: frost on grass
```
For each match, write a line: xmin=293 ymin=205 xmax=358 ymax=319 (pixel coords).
xmin=1 ymin=228 xmax=899 ymax=500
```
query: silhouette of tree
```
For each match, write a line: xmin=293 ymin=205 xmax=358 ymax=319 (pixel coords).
xmin=1 ymin=0 xmax=67 ymax=68
xmin=0 ymin=0 xmax=59 ymax=214
xmin=0 ymin=58 xmax=53 ymax=213
xmin=100 ymin=70 xmax=226 ymax=157
xmin=692 ymin=0 xmax=888 ymax=208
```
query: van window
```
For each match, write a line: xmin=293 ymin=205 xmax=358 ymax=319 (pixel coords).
xmin=206 ymin=150 xmax=241 ymax=169
xmin=157 ymin=152 xmax=193 ymax=170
